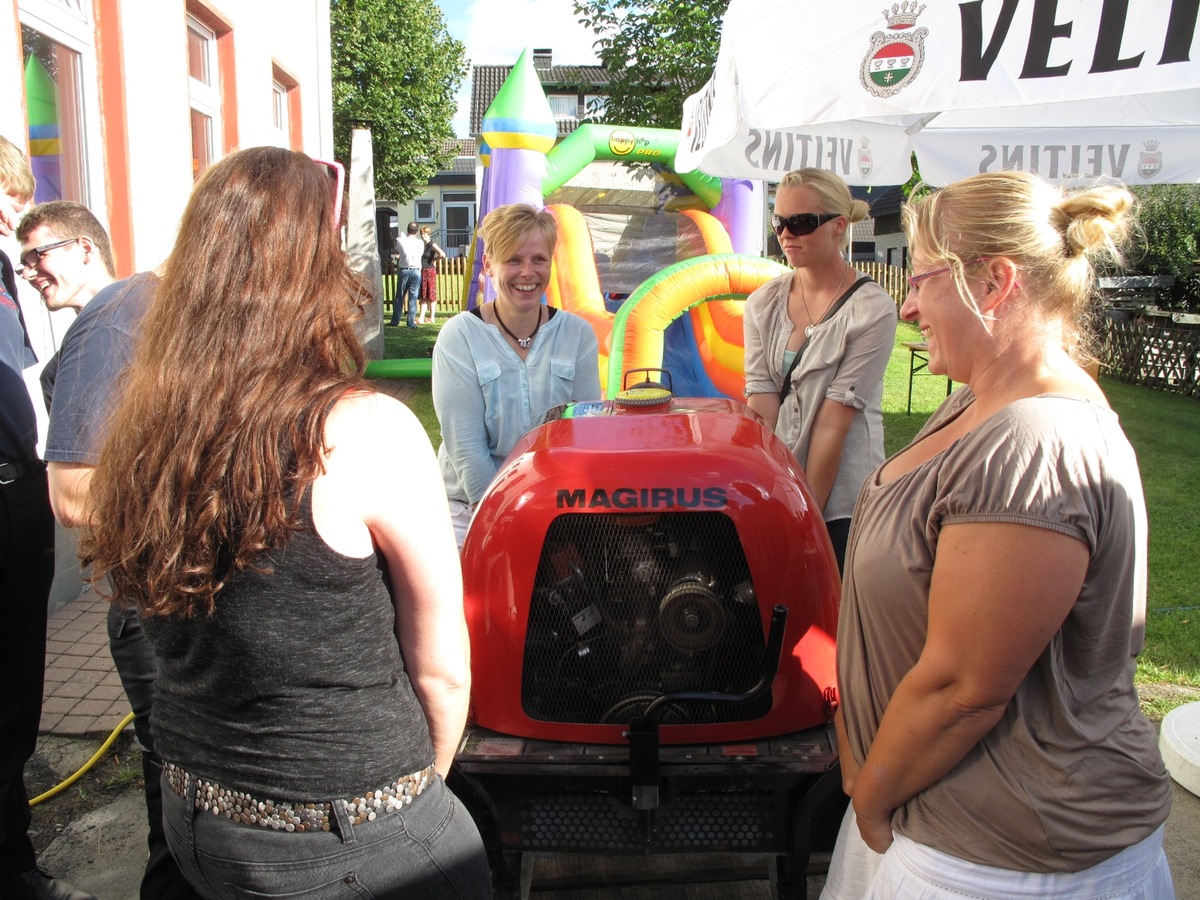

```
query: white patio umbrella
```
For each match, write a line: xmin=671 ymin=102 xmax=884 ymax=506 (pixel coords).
xmin=678 ymin=0 xmax=1200 ymax=186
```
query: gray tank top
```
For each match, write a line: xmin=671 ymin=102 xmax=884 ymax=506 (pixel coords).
xmin=144 ymin=488 xmax=435 ymax=799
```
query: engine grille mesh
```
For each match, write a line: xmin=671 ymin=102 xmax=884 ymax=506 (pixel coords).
xmin=521 ymin=512 xmax=770 ymax=725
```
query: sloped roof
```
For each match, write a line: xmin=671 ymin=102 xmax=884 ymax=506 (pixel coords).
xmin=849 ymin=184 xmax=905 ymax=219
xmin=867 ymin=185 xmax=905 ymax=218
xmin=469 ymin=63 xmax=610 ymax=136
xmin=431 ymin=138 xmax=477 ymax=176
xmin=441 ymin=138 xmax=477 ymax=157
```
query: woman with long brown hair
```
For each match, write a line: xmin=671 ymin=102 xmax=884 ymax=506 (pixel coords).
xmin=83 ymin=147 xmax=491 ymax=899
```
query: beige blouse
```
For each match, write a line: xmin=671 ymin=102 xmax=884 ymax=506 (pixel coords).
xmin=838 ymin=386 xmax=1171 ymax=872
xmin=743 ymin=271 xmax=897 ymax=521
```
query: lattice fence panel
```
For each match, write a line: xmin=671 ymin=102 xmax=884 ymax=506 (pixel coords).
xmin=1099 ymin=317 xmax=1200 ymax=399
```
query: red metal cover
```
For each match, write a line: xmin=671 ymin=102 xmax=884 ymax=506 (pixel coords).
xmin=462 ymin=396 xmax=840 ymax=745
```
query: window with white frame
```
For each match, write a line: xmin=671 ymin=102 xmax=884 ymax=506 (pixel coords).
xmin=546 ymin=93 xmax=578 ymax=125
xmin=21 ymin=25 xmax=88 ymax=204
xmin=583 ymin=94 xmax=608 ymax=120
xmin=415 ymin=199 xmax=434 ymax=222
xmin=18 ymin=0 xmax=105 ymax=209
xmin=187 ymin=14 xmax=221 ymax=179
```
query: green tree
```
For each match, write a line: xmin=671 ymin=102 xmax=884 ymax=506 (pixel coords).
xmin=574 ymin=0 xmax=727 ymax=128
xmin=1129 ymin=185 xmax=1200 ymax=310
xmin=331 ymin=0 xmax=466 ymax=202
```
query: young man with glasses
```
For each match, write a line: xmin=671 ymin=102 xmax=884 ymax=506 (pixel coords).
xmin=33 ymin=212 xmax=203 ymax=898
xmin=16 ymin=202 xmax=115 ymax=315
xmin=0 ymin=137 xmax=95 ymax=900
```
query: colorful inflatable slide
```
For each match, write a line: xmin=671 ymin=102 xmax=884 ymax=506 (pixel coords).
xmin=370 ymin=49 xmax=787 ymax=401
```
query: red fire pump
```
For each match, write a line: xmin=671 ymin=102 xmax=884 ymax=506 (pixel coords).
xmin=452 ymin=376 xmax=848 ymax=900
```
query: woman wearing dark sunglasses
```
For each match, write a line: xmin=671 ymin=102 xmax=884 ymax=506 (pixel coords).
xmin=743 ymin=168 xmax=897 ymax=571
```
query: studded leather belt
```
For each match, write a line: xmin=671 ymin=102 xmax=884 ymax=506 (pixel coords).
xmin=164 ymin=762 xmax=435 ymax=833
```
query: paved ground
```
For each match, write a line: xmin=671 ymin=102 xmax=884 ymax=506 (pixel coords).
xmin=33 ymin=596 xmax=1200 ymax=900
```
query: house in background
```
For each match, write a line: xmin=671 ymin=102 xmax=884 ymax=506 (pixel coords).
xmin=471 ymin=47 xmax=610 ymax=141
xmin=845 ymin=185 xmax=908 ymax=267
xmin=379 ymin=138 xmax=477 ymax=258
xmin=864 ymin=185 xmax=908 ymax=268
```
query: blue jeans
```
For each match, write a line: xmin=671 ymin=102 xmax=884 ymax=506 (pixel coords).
xmin=162 ymin=768 xmax=493 ymax=899
xmin=391 ymin=268 xmax=420 ymax=327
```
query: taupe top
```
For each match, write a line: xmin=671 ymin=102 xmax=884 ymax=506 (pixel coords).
xmin=838 ymin=386 xmax=1171 ymax=872
xmin=743 ymin=271 xmax=896 ymax=521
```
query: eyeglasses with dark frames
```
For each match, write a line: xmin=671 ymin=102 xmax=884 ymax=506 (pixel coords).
xmin=907 ymin=257 xmax=992 ymax=293
xmin=770 ymin=212 xmax=841 ymax=236
xmin=16 ymin=237 xmax=81 ymax=276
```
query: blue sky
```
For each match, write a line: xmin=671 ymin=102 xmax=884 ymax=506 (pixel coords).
xmin=435 ymin=0 xmax=601 ymax=137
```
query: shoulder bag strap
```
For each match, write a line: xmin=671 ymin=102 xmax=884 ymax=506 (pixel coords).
xmin=778 ymin=275 xmax=875 ymax=403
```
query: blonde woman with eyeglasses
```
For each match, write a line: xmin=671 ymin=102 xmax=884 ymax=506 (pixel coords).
xmin=824 ymin=171 xmax=1173 ymax=899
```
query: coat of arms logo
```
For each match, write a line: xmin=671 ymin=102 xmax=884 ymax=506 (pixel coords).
xmin=859 ymin=138 xmax=874 ymax=178
xmin=1138 ymin=140 xmax=1163 ymax=180
xmin=861 ymin=3 xmax=929 ymax=99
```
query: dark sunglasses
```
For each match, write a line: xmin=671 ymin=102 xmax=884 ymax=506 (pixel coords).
xmin=771 ymin=212 xmax=841 ymax=236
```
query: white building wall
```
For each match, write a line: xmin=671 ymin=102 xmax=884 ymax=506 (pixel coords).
xmin=117 ymin=1 xmax=196 ymax=271
xmin=115 ymin=0 xmax=333 ymax=271
xmin=4 ymin=0 xmax=333 ymax=274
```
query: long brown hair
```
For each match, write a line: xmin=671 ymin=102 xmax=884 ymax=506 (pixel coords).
xmin=82 ymin=147 xmax=367 ymax=618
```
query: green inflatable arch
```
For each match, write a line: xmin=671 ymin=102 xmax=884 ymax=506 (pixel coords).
xmin=542 ymin=125 xmax=721 ymax=209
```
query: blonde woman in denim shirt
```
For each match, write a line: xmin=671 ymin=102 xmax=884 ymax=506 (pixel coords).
xmin=432 ymin=204 xmax=600 ymax=546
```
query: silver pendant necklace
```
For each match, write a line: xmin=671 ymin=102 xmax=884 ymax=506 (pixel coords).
xmin=493 ymin=303 xmax=542 ymax=349
xmin=799 ymin=265 xmax=851 ymax=338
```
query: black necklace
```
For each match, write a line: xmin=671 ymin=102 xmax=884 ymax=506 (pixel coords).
xmin=493 ymin=302 xmax=542 ymax=349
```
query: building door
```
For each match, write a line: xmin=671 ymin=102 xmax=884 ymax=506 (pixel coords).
xmin=443 ymin=198 xmax=474 ymax=255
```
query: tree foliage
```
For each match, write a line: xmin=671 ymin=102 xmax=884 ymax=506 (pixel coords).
xmin=574 ymin=0 xmax=727 ymax=128
xmin=331 ymin=0 xmax=466 ymax=202
xmin=1130 ymin=185 xmax=1200 ymax=309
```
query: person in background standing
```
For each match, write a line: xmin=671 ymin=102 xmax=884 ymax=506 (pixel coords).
xmin=417 ymin=226 xmax=446 ymax=324
xmin=390 ymin=221 xmax=424 ymax=329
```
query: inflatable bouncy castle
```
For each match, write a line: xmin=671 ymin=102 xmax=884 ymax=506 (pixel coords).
xmin=471 ymin=49 xmax=786 ymax=399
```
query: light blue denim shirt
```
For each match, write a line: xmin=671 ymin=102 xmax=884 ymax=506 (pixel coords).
xmin=432 ymin=307 xmax=601 ymax=505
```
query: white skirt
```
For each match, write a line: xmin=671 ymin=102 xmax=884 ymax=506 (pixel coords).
xmin=864 ymin=830 xmax=1171 ymax=897
xmin=822 ymin=808 xmax=1173 ymax=899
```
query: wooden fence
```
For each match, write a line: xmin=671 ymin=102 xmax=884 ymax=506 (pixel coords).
xmin=857 ymin=261 xmax=908 ymax=308
xmin=381 ymin=258 xmax=911 ymax=320
xmin=382 ymin=257 xmax=471 ymax=320
xmin=1099 ymin=314 xmax=1200 ymax=398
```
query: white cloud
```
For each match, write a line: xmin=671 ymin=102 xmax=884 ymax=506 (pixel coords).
xmin=440 ymin=0 xmax=601 ymax=137
xmin=460 ymin=0 xmax=600 ymax=65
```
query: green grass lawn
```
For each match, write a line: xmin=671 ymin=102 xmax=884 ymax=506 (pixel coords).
xmin=382 ymin=317 xmax=1199 ymax=692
